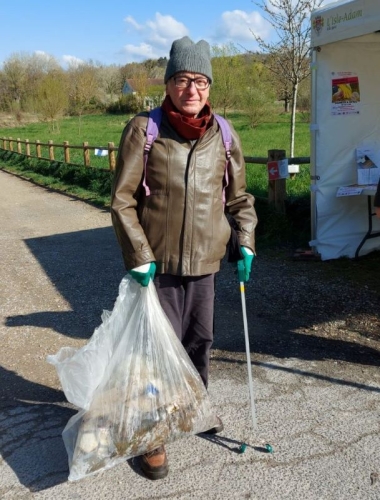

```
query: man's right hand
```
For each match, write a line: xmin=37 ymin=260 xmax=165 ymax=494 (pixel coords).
xmin=129 ymin=262 xmax=156 ymax=286
xmin=376 ymin=207 xmax=380 ymax=219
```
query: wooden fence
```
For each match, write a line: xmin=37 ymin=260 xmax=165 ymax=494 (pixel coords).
xmin=0 ymin=136 xmax=310 ymax=212
xmin=0 ymin=137 xmax=118 ymax=170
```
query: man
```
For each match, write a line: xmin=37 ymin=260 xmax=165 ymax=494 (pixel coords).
xmin=111 ymin=36 xmax=257 ymax=480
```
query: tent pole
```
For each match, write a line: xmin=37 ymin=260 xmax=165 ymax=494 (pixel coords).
xmin=310 ymin=47 xmax=319 ymax=251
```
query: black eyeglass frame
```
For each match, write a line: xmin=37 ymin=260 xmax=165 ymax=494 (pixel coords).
xmin=172 ymin=76 xmax=211 ymax=90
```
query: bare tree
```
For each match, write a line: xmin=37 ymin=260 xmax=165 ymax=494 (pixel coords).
xmin=251 ymin=0 xmax=323 ymax=156
xmin=0 ymin=72 xmax=8 ymax=112
xmin=67 ymin=62 xmax=100 ymax=134
xmin=36 ymin=70 xmax=69 ymax=132
xmin=129 ymin=66 xmax=150 ymax=109
xmin=242 ymin=61 xmax=277 ymax=128
xmin=25 ymin=53 xmax=61 ymax=110
xmin=97 ymin=65 xmax=124 ymax=104
xmin=0 ymin=52 xmax=61 ymax=118
xmin=120 ymin=62 xmax=144 ymax=80
xmin=143 ymin=58 xmax=166 ymax=79
xmin=270 ymin=69 xmax=292 ymax=112
xmin=2 ymin=54 xmax=28 ymax=108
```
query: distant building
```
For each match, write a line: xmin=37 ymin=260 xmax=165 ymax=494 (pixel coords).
xmin=122 ymin=79 xmax=165 ymax=109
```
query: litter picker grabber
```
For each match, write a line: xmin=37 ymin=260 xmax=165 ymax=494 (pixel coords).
xmin=238 ymin=274 xmax=273 ymax=456
xmin=239 ymin=279 xmax=257 ymax=432
xmin=227 ymin=223 xmax=257 ymax=432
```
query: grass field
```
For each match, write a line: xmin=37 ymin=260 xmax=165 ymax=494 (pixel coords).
xmin=0 ymin=110 xmax=311 ymax=157
xmin=0 ymin=111 xmax=311 ymax=199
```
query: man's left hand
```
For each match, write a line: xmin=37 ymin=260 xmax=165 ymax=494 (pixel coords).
xmin=237 ymin=247 xmax=254 ymax=282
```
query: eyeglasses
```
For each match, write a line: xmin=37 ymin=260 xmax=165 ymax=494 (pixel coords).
xmin=173 ymin=76 xmax=210 ymax=90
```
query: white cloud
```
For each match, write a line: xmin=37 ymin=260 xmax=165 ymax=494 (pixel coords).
xmin=146 ymin=13 xmax=188 ymax=45
xmin=62 ymin=55 xmax=84 ymax=67
xmin=34 ymin=50 xmax=50 ymax=59
xmin=122 ymin=43 xmax=158 ymax=60
xmin=214 ymin=10 xmax=272 ymax=42
xmin=124 ymin=15 xmax=143 ymax=31
xmin=122 ymin=12 xmax=188 ymax=62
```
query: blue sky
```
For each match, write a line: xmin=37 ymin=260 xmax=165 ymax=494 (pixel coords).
xmin=0 ymin=0 xmax=326 ymax=68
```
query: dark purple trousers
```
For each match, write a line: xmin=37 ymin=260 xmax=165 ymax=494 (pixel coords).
xmin=153 ymin=274 xmax=215 ymax=387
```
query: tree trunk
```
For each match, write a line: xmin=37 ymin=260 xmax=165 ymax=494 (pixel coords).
xmin=78 ymin=113 xmax=82 ymax=136
xmin=290 ymin=80 xmax=299 ymax=158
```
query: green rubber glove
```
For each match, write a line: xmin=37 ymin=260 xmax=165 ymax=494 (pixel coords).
xmin=129 ymin=262 xmax=156 ymax=286
xmin=237 ymin=247 xmax=254 ymax=282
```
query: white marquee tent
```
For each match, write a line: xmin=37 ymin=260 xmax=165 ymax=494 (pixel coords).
xmin=310 ymin=0 xmax=380 ymax=260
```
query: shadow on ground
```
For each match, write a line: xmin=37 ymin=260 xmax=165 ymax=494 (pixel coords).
xmin=0 ymin=402 xmax=74 ymax=492
xmin=0 ymin=367 xmax=75 ymax=491
xmin=5 ymin=227 xmax=380 ymax=368
xmin=6 ymin=226 xmax=125 ymax=339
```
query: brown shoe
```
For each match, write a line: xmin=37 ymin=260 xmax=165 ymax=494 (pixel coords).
xmin=140 ymin=445 xmax=168 ymax=480
xmin=203 ymin=416 xmax=224 ymax=435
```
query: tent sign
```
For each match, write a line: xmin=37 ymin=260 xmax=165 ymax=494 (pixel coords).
xmin=310 ymin=0 xmax=380 ymax=48
xmin=267 ymin=159 xmax=289 ymax=180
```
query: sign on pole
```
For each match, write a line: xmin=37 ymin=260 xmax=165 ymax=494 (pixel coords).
xmin=267 ymin=159 xmax=289 ymax=180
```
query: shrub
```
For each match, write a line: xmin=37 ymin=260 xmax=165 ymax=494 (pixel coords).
xmin=107 ymin=95 xmax=140 ymax=115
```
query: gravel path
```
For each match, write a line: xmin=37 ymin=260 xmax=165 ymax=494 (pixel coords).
xmin=0 ymin=169 xmax=379 ymax=499
xmin=1 ymin=167 xmax=379 ymax=400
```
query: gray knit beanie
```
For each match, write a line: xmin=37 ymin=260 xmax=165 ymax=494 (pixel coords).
xmin=164 ymin=36 xmax=213 ymax=84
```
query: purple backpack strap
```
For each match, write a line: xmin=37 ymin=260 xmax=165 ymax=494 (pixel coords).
xmin=214 ymin=114 xmax=232 ymax=206
xmin=143 ymin=107 xmax=162 ymax=196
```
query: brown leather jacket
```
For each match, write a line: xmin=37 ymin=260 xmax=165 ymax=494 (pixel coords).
xmin=111 ymin=111 xmax=257 ymax=275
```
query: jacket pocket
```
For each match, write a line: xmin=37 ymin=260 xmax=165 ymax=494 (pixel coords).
xmin=139 ymin=194 xmax=168 ymax=257
xmin=210 ymin=201 xmax=231 ymax=262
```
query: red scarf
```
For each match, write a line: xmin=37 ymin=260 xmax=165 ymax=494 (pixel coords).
xmin=161 ymin=95 xmax=213 ymax=140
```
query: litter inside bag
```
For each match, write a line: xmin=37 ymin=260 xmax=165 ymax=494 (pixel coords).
xmin=47 ymin=275 xmax=218 ymax=481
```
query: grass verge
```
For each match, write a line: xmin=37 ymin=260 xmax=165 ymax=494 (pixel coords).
xmin=0 ymin=150 xmax=112 ymax=208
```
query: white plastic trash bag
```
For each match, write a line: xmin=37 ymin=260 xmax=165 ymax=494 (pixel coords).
xmin=47 ymin=277 xmax=141 ymax=410
xmin=47 ymin=275 xmax=218 ymax=481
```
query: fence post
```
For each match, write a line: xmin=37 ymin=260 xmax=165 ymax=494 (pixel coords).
xmin=25 ymin=139 xmax=30 ymax=157
xmin=108 ymin=142 xmax=116 ymax=171
xmin=83 ymin=142 xmax=90 ymax=167
xmin=9 ymin=137 xmax=13 ymax=152
xmin=36 ymin=140 xmax=41 ymax=158
xmin=48 ymin=140 xmax=54 ymax=160
xmin=267 ymin=149 xmax=287 ymax=213
xmin=17 ymin=138 xmax=22 ymax=154
xmin=63 ymin=141 xmax=70 ymax=163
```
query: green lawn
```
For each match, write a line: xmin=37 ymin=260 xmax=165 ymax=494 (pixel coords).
xmin=0 ymin=111 xmax=311 ymax=157
xmin=0 ymin=111 xmax=311 ymax=200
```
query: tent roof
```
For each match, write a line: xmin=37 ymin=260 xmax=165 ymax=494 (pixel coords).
xmin=311 ymin=0 xmax=380 ymax=47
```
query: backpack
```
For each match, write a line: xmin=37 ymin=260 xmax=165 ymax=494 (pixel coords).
xmin=142 ymin=107 xmax=232 ymax=205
